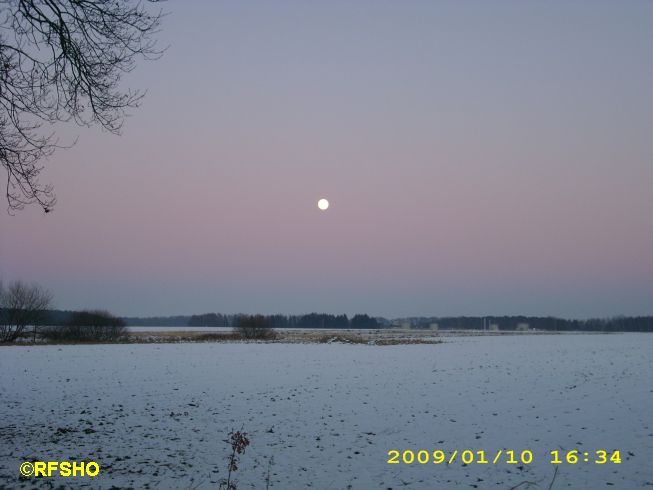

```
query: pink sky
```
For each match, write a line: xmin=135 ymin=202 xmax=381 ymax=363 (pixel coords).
xmin=1 ymin=1 xmax=652 ymax=317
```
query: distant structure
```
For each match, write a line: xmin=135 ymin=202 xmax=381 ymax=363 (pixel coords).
xmin=489 ymin=323 xmax=499 ymax=331
xmin=516 ymin=323 xmax=530 ymax=331
xmin=429 ymin=323 xmax=439 ymax=331
xmin=391 ymin=320 xmax=411 ymax=329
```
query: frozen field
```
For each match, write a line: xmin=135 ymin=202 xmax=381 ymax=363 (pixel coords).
xmin=1 ymin=334 xmax=652 ymax=489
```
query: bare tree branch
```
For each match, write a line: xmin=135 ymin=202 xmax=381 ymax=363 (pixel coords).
xmin=0 ymin=0 xmax=164 ymax=212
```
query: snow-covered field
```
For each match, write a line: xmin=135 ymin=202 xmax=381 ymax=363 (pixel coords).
xmin=1 ymin=333 xmax=652 ymax=489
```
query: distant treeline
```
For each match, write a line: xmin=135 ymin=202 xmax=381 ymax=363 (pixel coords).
xmin=406 ymin=316 xmax=653 ymax=332
xmin=14 ymin=310 xmax=192 ymax=327
xmin=187 ymin=312 xmax=379 ymax=329
xmin=14 ymin=309 xmax=653 ymax=332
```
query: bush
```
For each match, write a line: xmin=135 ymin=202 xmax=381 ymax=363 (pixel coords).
xmin=42 ymin=310 xmax=126 ymax=342
xmin=234 ymin=315 xmax=276 ymax=340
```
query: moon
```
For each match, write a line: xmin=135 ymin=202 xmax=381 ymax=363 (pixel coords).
xmin=317 ymin=198 xmax=329 ymax=211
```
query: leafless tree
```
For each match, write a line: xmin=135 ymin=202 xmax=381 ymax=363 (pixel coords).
xmin=0 ymin=0 xmax=164 ymax=212
xmin=0 ymin=280 xmax=52 ymax=342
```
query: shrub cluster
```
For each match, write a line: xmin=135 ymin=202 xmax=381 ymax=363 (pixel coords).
xmin=42 ymin=310 xmax=126 ymax=342
xmin=235 ymin=315 xmax=277 ymax=340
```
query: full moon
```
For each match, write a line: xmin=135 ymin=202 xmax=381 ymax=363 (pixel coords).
xmin=317 ymin=198 xmax=329 ymax=211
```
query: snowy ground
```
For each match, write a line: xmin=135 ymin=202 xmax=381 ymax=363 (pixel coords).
xmin=1 ymin=333 xmax=652 ymax=489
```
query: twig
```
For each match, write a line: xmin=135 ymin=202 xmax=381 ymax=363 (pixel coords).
xmin=548 ymin=466 xmax=559 ymax=490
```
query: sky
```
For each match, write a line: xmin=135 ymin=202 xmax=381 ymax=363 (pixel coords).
xmin=1 ymin=1 xmax=652 ymax=319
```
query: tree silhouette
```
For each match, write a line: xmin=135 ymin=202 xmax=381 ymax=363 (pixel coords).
xmin=0 ymin=0 xmax=164 ymax=212
xmin=0 ymin=280 xmax=52 ymax=342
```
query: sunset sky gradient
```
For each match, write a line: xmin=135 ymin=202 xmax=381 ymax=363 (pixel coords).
xmin=1 ymin=1 xmax=652 ymax=318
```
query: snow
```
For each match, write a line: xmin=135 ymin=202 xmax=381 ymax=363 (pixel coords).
xmin=1 ymin=333 xmax=652 ymax=489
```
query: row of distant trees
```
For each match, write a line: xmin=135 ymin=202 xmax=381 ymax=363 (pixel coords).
xmin=4 ymin=280 xmax=653 ymax=344
xmin=188 ymin=312 xmax=379 ymax=329
xmin=188 ymin=312 xmax=653 ymax=332
xmin=409 ymin=316 xmax=653 ymax=332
